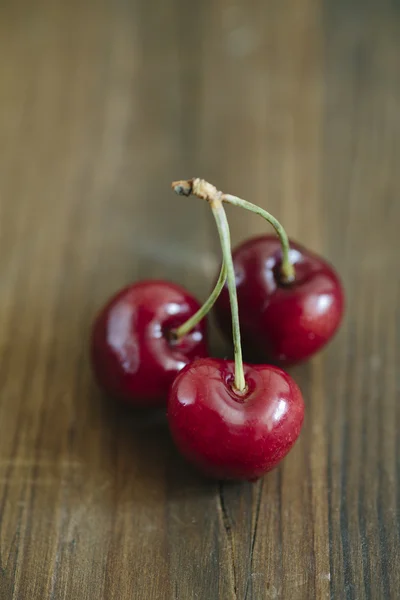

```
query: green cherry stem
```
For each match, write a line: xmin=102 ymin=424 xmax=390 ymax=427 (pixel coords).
xmin=173 ymin=260 xmax=227 ymax=340
xmin=222 ymin=194 xmax=295 ymax=283
xmin=172 ymin=177 xmax=251 ymax=392
xmin=210 ymin=199 xmax=246 ymax=393
xmin=172 ymin=178 xmax=295 ymax=284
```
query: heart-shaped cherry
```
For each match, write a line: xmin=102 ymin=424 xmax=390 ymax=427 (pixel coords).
xmin=91 ymin=280 xmax=208 ymax=407
xmin=167 ymin=358 xmax=304 ymax=480
xmin=215 ymin=235 xmax=344 ymax=366
xmin=170 ymin=178 xmax=306 ymax=480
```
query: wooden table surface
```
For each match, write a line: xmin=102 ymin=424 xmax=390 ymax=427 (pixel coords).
xmin=1 ymin=1 xmax=399 ymax=598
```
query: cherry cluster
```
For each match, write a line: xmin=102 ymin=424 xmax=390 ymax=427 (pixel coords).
xmin=91 ymin=178 xmax=344 ymax=481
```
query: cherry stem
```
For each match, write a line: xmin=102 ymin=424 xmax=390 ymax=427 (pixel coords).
xmin=210 ymin=200 xmax=246 ymax=393
xmin=172 ymin=178 xmax=295 ymax=284
xmin=222 ymin=195 xmax=295 ymax=283
xmin=173 ymin=261 xmax=227 ymax=340
xmin=172 ymin=177 xmax=252 ymax=392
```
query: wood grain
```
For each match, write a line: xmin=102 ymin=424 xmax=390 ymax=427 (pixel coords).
xmin=0 ymin=0 xmax=399 ymax=598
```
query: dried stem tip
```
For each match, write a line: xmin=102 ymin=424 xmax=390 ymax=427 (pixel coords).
xmin=172 ymin=178 xmax=220 ymax=204
xmin=171 ymin=179 xmax=193 ymax=196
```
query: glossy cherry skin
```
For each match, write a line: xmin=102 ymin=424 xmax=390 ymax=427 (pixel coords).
xmin=91 ymin=280 xmax=208 ymax=407
xmin=215 ymin=235 xmax=344 ymax=366
xmin=167 ymin=358 xmax=304 ymax=481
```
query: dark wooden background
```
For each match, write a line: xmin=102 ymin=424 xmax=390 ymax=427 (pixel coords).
xmin=0 ymin=0 xmax=399 ymax=598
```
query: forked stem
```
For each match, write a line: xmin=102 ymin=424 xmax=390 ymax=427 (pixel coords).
xmin=172 ymin=178 xmax=295 ymax=284
xmin=172 ymin=178 xmax=247 ymax=392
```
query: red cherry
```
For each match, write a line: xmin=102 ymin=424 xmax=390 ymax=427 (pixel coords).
xmin=167 ymin=358 xmax=304 ymax=481
xmin=215 ymin=235 xmax=344 ymax=366
xmin=91 ymin=281 xmax=208 ymax=407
